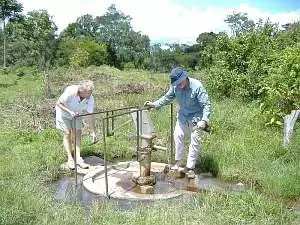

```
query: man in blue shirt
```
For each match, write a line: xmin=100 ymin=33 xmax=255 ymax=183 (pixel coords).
xmin=144 ymin=67 xmax=211 ymax=178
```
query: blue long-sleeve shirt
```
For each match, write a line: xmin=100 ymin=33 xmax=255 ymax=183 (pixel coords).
xmin=153 ymin=78 xmax=211 ymax=124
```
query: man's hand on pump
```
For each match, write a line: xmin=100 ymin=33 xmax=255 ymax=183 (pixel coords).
xmin=143 ymin=101 xmax=155 ymax=108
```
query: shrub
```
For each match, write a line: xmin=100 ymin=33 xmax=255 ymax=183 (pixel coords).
xmin=260 ymin=43 xmax=300 ymax=124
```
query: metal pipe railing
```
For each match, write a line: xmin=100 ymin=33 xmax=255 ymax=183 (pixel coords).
xmin=72 ymin=104 xmax=174 ymax=195
xmin=73 ymin=118 xmax=78 ymax=186
xmin=102 ymin=119 xmax=109 ymax=198
xmin=75 ymin=106 xmax=138 ymax=118
xmin=105 ymin=111 xmax=109 ymax=136
xmin=170 ymin=103 xmax=174 ymax=164
xmin=111 ymin=111 xmax=115 ymax=136
xmin=136 ymin=111 xmax=140 ymax=162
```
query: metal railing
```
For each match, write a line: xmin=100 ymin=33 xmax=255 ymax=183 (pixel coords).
xmin=72 ymin=103 xmax=174 ymax=198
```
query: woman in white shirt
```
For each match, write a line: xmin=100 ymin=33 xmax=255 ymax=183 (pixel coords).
xmin=56 ymin=80 xmax=96 ymax=169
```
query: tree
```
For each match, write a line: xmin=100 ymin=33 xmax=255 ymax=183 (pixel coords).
xmin=26 ymin=10 xmax=57 ymax=69
xmin=60 ymin=14 xmax=98 ymax=39
xmin=58 ymin=5 xmax=150 ymax=68
xmin=225 ymin=12 xmax=255 ymax=37
xmin=96 ymin=4 xmax=150 ymax=68
xmin=147 ymin=44 xmax=181 ymax=72
xmin=124 ymin=30 xmax=150 ymax=68
xmin=5 ymin=10 xmax=57 ymax=68
xmin=60 ymin=22 xmax=82 ymax=39
xmin=0 ymin=0 xmax=22 ymax=67
xmin=261 ymin=43 xmax=300 ymax=124
xmin=276 ymin=22 xmax=300 ymax=50
xmin=76 ymin=14 xmax=98 ymax=37
xmin=148 ymin=44 xmax=163 ymax=72
xmin=196 ymin=32 xmax=217 ymax=49
xmin=56 ymin=37 xmax=107 ymax=67
xmin=96 ymin=4 xmax=131 ymax=68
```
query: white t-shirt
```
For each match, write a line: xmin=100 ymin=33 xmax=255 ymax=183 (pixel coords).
xmin=56 ymin=85 xmax=94 ymax=120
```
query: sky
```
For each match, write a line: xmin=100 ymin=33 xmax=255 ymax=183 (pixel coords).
xmin=18 ymin=0 xmax=300 ymax=44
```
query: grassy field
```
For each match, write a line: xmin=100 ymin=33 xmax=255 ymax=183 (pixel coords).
xmin=0 ymin=66 xmax=299 ymax=225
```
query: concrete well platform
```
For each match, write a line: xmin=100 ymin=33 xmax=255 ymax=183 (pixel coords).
xmin=82 ymin=161 xmax=187 ymax=200
xmin=78 ymin=158 xmax=245 ymax=201
xmin=61 ymin=156 xmax=245 ymax=201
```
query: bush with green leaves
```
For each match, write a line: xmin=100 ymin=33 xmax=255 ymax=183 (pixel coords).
xmin=205 ymin=25 xmax=277 ymax=99
xmin=260 ymin=43 xmax=300 ymax=124
xmin=56 ymin=37 xmax=108 ymax=68
xmin=202 ymin=19 xmax=300 ymax=125
xmin=69 ymin=48 xmax=89 ymax=68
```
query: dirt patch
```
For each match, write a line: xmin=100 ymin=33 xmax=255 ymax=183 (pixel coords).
xmin=113 ymin=84 xmax=145 ymax=95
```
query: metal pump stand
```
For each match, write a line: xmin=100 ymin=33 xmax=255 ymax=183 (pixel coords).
xmin=72 ymin=104 xmax=174 ymax=198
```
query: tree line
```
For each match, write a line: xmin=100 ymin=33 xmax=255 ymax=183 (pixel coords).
xmin=0 ymin=1 xmax=261 ymax=71
xmin=1 ymin=0 xmax=300 ymax=123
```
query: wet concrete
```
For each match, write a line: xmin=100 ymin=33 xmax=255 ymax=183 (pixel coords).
xmin=54 ymin=173 xmax=245 ymax=212
xmin=55 ymin=157 xmax=246 ymax=211
xmin=54 ymin=157 xmax=300 ymax=220
xmin=55 ymin=157 xmax=159 ymax=211
xmin=83 ymin=161 xmax=183 ymax=200
xmin=54 ymin=176 xmax=93 ymax=206
xmin=54 ymin=175 xmax=197 ymax=212
xmin=82 ymin=160 xmax=246 ymax=200
xmin=54 ymin=175 xmax=147 ymax=211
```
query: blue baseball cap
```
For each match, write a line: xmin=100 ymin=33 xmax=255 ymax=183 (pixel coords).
xmin=170 ymin=67 xmax=188 ymax=86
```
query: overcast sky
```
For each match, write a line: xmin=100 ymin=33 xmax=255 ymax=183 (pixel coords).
xmin=18 ymin=0 xmax=300 ymax=44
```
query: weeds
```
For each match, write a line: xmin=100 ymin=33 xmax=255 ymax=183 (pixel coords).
xmin=0 ymin=66 xmax=299 ymax=224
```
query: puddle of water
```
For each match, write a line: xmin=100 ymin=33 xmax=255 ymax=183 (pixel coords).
xmin=55 ymin=158 xmax=245 ymax=214
xmin=54 ymin=171 xmax=245 ymax=212
xmin=54 ymin=176 xmax=95 ymax=208
xmin=54 ymin=176 xmax=153 ymax=212
xmin=116 ymin=171 xmax=235 ymax=195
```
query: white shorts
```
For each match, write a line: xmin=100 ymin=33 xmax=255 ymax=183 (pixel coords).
xmin=56 ymin=116 xmax=83 ymax=131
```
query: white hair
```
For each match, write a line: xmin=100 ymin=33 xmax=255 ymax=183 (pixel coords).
xmin=78 ymin=80 xmax=94 ymax=92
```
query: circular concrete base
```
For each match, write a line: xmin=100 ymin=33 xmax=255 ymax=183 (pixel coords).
xmin=61 ymin=156 xmax=245 ymax=201
xmin=82 ymin=161 xmax=187 ymax=200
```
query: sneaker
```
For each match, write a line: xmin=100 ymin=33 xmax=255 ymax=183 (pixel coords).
xmin=186 ymin=169 xmax=195 ymax=179
xmin=77 ymin=157 xmax=89 ymax=169
xmin=170 ymin=160 xmax=181 ymax=170
xmin=67 ymin=158 xmax=75 ymax=170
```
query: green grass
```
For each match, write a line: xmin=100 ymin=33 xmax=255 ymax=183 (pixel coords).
xmin=0 ymin=66 xmax=299 ymax=224
xmin=90 ymin=192 xmax=296 ymax=225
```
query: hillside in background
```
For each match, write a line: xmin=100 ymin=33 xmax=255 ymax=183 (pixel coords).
xmin=0 ymin=66 xmax=299 ymax=224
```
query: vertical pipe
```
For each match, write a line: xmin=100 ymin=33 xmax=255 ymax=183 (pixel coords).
xmin=102 ymin=119 xmax=109 ymax=198
xmin=73 ymin=118 xmax=78 ymax=186
xmin=139 ymin=110 xmax=143 ymax=176
xmin=170 ymin=103 xmax=174 ymax=164
xmin=136 ymin=110 xmax=140 ymax=162
xmin=111 ymin=111 xmax=114 ymax=135
xmin=140 ymin=110 xmax=143 ymax=136
xmin=106 ymin=112 xmax=109 ymax=136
